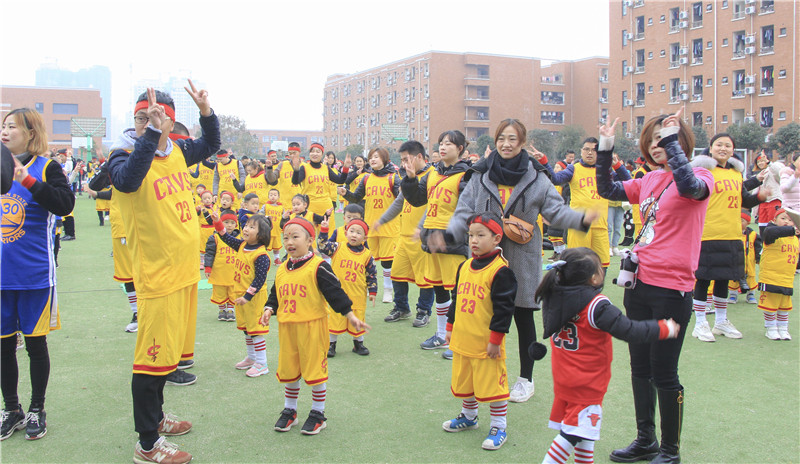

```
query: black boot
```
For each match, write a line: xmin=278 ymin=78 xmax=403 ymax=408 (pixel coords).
xmin=651 ymin=388 xmax=684 ymax=464
xmin=352 ymin=340 xmax=370 ymax=356
xmin=327 ymin=342 xmax=336 ymax=358
xmin=610 ymin=376 xmax=659 ymax=462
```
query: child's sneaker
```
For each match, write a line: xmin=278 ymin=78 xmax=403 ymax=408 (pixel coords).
xmin=165 ymin=370 xmax=197 ymax=386
xmin=24 ymin=409 xmax=46 ymax=440
xmin=177 ymin=360 xmax=194 ymax=370
xmin=442 ymin=413 xmax=479 ymax=432
xmin=235 ymin=357 xmax=255 ymax=370
xmin=157 ymin=413 xmax=192 ymax=436
xmin=481 ymin=427 xmax=507 ymax=450
xmin=274 ymin=408 xmax=297 ymax=432
xmin=328 ymin=342 xmax=336 ymax=358
xmin=125 ymin=313 xmax=138 ymax=333
xmin=778 ymin=327 xmax=792 ymax=341
xmin=766 ymin=326 xmax=781 ymax=340
xmin=382 ymin=288 xmax=394 ymax=304
xmin=420 ymin=335 xmax=448 ymax=350
xmin=133 ymin=436 xmax=191 ymax=464
xmin=692 ymin=321 xmax=715 ymax=342
xmin=509 ymin=377 xmax=535 ymax=403
xmin=352 ymin=340 xmax=370 ymax=356
xmin=0 ymin=406 xmax=26 ymax=441
xmin=226 ymin=309 xmax=236 ymax=322
xmin=727 ymin=292 xmax=738 ymax=304
xmin=412 ymin=310 xmax=430 ymax=328
xmin=441 ymin=349 xmax=453 ymax=360
xmin=712 ymin=320 xmax=743 ymax=339
xmin=746 ymin=291 xmax=757 ymax=304
xmin=245 ymin=363 xmax=269 ymax=377
xmin=300 ymin=410 xmax=327 ymax=435
xmin=274 ymin=257 xmax=282 ymax=266
xmin=218 ymin=309 xmax=226 ymax=321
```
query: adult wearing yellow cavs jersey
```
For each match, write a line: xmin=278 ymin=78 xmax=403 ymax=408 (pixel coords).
xmin=340 ymin=147 xmax=401 ymax=303
xmin=190 ymin=159 xmax=216 ymax=194
xmin=376 ymin=141 xmax=435 ymax=326
xmin=213 ymin=149 xmax=244 ymax=209
xmin=265 ymin=146 xmax=301 ymax=208
xmin=1 ymin=108 xmax=74 ymax=441
xmin=401 ymin=130 xmax=473 ymax=353
xmin=547 ymin=137 xmax=632 ymax=268
xmin=443 ymin=120 xmax=596 ymax=404
xmin=290 ymin=142 xmax=349 ymax=233
xmin=690 ymin=133 xmax=767 ymax=343
xmin=108 ymin=83 xmax=219 ymax=464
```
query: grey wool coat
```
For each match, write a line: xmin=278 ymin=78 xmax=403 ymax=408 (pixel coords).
xmin=446 ymin=155 xmax=588 ymax=309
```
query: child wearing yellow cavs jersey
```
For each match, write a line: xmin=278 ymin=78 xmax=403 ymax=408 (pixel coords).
xmin=218 ymin=190 xmax=235 ymax=213
xmin=205 ymin=212 xmax=239 ymax=322
xmin=728 ymin=210 xmax=761 ymax=305
xmin=758 ymin=207 xmax=799 ymax=340
xmin=262 ymin=189 xmax=285 ymax=264
xmin=238 ymin=192 xmax=260 ymax=230
xmin=233 ymin=160 xmax=270 ymax=210
xmin=260 ymin=217 xmax=370 ymax=435
xmin=318 ymin=217 xmax=378 ymax=357
xmin=442 ymin=213 xmax=517 ymax=451
xmin=326 ymin=203 xmax=364 ymax=247
xmin=197 ymin=190 xmax=216 ymax=261
xmin=290 ymin=142 xmax=350 ymax=233
xmin=213 ymin=212 xmax=273 ymax=377
xmin=279 ymin=194 xmax=331 ymax=231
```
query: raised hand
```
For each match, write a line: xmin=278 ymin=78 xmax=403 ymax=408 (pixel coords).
xmin=337 ymin=186 xmax=347 ymax=196
xmin=484 ymin=145 xmax=492 ymax=157
xmin=662 ymin=107 xmax=684 ymax=129
xmin=210 ymin=210 xmax=220 ymax=223
xmin=184 ymin=79 xmax=211 ymax=116
xmin=599 ymin=117 xmax=620 ymax=138
xmin=344 ymin=153 xmax=352 ymax=166
xmin=528 ymin=143 xmax=545 ymax=160
xmin=146 ymin=88 xmax=165 ymax=130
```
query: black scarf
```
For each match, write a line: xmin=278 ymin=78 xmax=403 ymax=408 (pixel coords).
xmin=487 ymin=149 xmax=528 ymax=186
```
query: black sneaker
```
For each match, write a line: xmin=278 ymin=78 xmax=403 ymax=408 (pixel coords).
xmin=177 ymin=359 xmax=194 ymax=370
xmin=274 ymin=408 xmax=297 ymax=432
xmin=384 ymin=308 xmax=410 ymax=322
xmin=125 ymin=313 xmax=138 ymax=333
xmin=0 ymin=406 xmax=26 ymax=441
xmin=412 ymin=311 xmax=430 ymax=328
xmin=300 ymin=410 xmax=327 ymax=435
xmin=327 ymin=342 xmax=336 ymax=358
xmin=25 ymin=409 xmax=46 ymax=440
xmin=352 ymin=340 xmax=370 ymax=356
xmin=61 ymin=235 xmax=75 ymax=241
xmin=165 ymin=369 xmax=197 ymax=386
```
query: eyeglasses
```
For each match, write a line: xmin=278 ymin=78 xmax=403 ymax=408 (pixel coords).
xmin=134 ymin=116 xmax=149 ymax=124
xmin=581 ymin=147 xmax=597 ymax=153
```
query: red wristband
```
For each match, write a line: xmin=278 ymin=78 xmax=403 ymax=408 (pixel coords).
xmin=613 ymin=161 xmax=623 ymax=170
xmin=446 ymin=322 xmax=454 ymax=332
xmin=21 ymin=175 xmax=36 ymax=189
xmin=214 ymin=220 xmax=225 ymax=233
xmin=657 ymin=320 xmax=669 ymax=340
xmin=204 ymin=266 xmax=212 ymax=274
xmin=489 ymin=331 xmax=505 ymax=346
xmin=539 ymin=155 xmax=548 ymax=165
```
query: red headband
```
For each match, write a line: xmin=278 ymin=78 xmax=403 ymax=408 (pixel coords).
xmin=470 ymin=216 xmax=503 ymax=236
xmin=741 ymin=211 xmax=751 ymax=222
xmin=268 ymin=150 xmax=277 ymax=155
xmin=217 ymin=151 xmax=230 ymax=158
xmin=774 ymin=207 xmax=787 ymax=218
xmin=133 ymin=100 xmax=176 ymax=122
xmin=284 ymin=217 xmax=315 ymax=239
xmin=220 ymin=213 xmax=238 ymax=223
xmin=288 ymin=146 xmax=301 ymax=152
xmin=345 ymin=219 xmax=369 ymax=235
xmin=168 ymin=133 xmax=190 ymax=141
xmin=220 ymin=190 xmax=235 ymax=200
xmin=309 ymin=143 xmax=324 ymax=153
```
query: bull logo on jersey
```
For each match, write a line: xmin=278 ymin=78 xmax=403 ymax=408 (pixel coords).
xmin=147 ymin=338 xmax=161 ymax=362
xmin=587 ymin=413 xmax=601 ymax=426
xmin=1 ymin=194 xmax=27 ymax=244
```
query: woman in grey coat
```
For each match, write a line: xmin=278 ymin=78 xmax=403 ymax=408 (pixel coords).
xmin=431 ymin=119 xmax=596 ymax=403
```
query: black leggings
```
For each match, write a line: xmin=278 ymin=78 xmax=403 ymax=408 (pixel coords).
xmin=1 ymin=335 xmax=50 ymax=410
xmin=132 ymin=373 xmax=167 ymax=446
xmin=380 ymin=260 xmax=392 ymax=270
xmin=623 ymin=281 xmax=692 ymax=390
xmin=514 ymin=307 xmax=537 ymax=381
xmin=693 ymin=279 xmax=728 ymax=301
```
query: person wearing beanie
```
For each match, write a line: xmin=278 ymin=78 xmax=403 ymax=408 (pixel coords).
xmin=728 ymin=210 xmax=761 ymax=305
xmin=107 ymin=82 xmax=220 ymax=464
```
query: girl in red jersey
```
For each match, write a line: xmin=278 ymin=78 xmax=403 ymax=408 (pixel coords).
xmin=535 ymin=248 xmax=679 ymax=464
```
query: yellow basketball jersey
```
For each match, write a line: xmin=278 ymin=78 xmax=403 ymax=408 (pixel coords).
xmin=275 ymin=255 xmax=328 ymax=323
xmin=197 ymin=163 xmax=215 ymax=187
xmin=424 ymin=171 xmax=465 ymax=229
xmin=277 ymin=160 xmax=300 ymax=204
xmin=702 ymin=166 xmax=744 ymax=241
xmin=232 ymin=243 xmax=269 ymax=299
xmin=244 ymin=173 xmax=270 ymax=207
xmin=95 ymin=186 xmax=111 ymax=211
xmin=262 ymin=202 xmax=284 ymax=239
xmin=334 ymin=225 xmax=347 ymax=244
xmin=759 ymin=235 xmax=799 ymax=289
xmin=569 ymin=163 xmax=608 ymax=229
xmin=330 ymin=244 xmax=372 ymax=311
xmin=116 ymin=146 xmax=199 ymax=298
xmin=450 ymin=254 xmax=509 ymax=359
xmin=109 ymin=187 xmax=125 ymax=239
xmin=301 ymin=163 xmax=331 ymax=205
xmin=208 ymin=233 xmax=238 ymax=285
xmin=216 ymin=159 xmax=239 ymax=195
xmin=364 ymin=174 xmax=399 ymax=237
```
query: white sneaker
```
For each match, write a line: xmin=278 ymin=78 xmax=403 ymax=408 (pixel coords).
xmin=705 ymin=302 xmax=715 ymax=314
xmin=765 ymin=326 xmax=781 ymax=340
xmin=612 ymin=247 xmax=620 ymax=256
xmin=508 ymin=377 xmax=534 ymax=403
xmin=382 ymin=288 xmax=393 ymax=304
xmin=692 ymin=321 xmax=715 ymax=342
xmin=778 ymin=327 xmax=792 ymax=341
xmin=712 ymin=320 xmax=743 ymax=339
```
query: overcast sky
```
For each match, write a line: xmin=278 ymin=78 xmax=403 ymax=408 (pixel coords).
xmin=1 ymin=0 xmax=609 ymax=131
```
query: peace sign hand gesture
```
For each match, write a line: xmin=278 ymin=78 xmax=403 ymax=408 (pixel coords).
xmin=146 ymin=88 xmax=165 ymax=131
xmin=599 ymin=117 xmax=620 ymax=139
xmin=184 ymin=79 xmax=212 ymax=117
xmin=662 ymin=107 xmax=684 ymax=129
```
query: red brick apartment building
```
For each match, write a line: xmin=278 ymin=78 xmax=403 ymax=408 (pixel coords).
xmin=609 ymin=0 xmax=799 ymax=139
xmin=322 ymin=51 xmax=609 ymax=153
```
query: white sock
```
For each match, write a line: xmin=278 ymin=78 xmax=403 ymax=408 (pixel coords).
xmin=252 ymin=335 xmax=267 ymax=366
xmin=461 ymin=397 xmax=478 ymax=421
xmin=226 ymin=302 xmax=235 ymax=312
xmin=574 ymin=439 xmax=595 ymax=464
xmin=777 ymin=311 xmax=789 ymax=329
xmin=543 ymin=434 xmax=574 ymax=464
xmin=329 ymin=333 xmax=338 ymax=343
xmin=311 ymin=383 xmax=327 ymax=412
xmin=436 ymin=300 xmax=450 ymax=340
xmin=763 ymin=311 xmax=777 ymax=328
xmin=693 ymin=299 xmax=707 ymax=324
xmin=383 ymin=268 xmax=392 ymax=289
xmin=245 ymin=334 xmax=255 ymax=360
xmin=713 ymin=296 xmax=728 ymax=322
xmin=489 ymin=401 xmax=507 ymax=430
xmin=284 ymin=381 xmax=300 ymax=410
xmin=127 ymin=291 xmax=138 ymax=313
xmin=218 ymin=304 xmax=227 ymax=312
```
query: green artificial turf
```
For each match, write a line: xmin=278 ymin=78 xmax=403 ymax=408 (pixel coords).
xmin=1 ymin=196 xmax=798 ymax=463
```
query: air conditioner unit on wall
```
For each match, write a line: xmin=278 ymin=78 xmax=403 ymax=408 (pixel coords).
xmin=625 ymin=132 xmax=633 ymax=138
xmin=625 ymin=32 xmax=633 ymax=40
xmin=744 ymin=46 xmax=756 ymax=55
xmin=744 ymin=86 xmax=755 ymax=94
xmin=744 ymin=116 xmax=755 ymax=123
xmin=680 ymin=47 xmax=689 ymax=55
xmin=625 ymin=66 xmax=634 ymax=73
xmin=679 ymin=20 xmax=688 ymax=28
xmin=744 ymin=36 xmax=756 ymax=45
xmin=625 ymin=99 xmax=634 ymax=106
xmin=744 ymin=6 xmax=755 ymax=14
xmin=679 ymin=11 xmax=688 ymax=19
xmin=679 ymin=57 xmax=689 ymax=65
xmin=744 ymin=75 xmax=756 ymax=84
xmin=680 ymin=93 xmax=689 ymax=101
xmin=744 ymin=0 xmax=756 ymax=4
xmin=679 ymin=83 xmax=689 ymax=91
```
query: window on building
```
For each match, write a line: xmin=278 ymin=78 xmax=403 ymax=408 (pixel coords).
xmin=660 ymin=14 xmax=665 ymax=22
xmin=669 ymin=78 xmax=681 ymax=102
xmin=648 ymin=85 xmax=654 ymax=93
xmin=622 ymin=90 xmax=628 ymax=107
xmin=706 ymin=116 xmax=713 ymax=124
xmin=732 ymin=0 xmax=745 ymax=19
xmin=779 ymin=27 xmax=786 ymax=36
xmin=622 ymin=29 xmax=629 ymax=46
xmin=635 ymin=49 xmax=645 ymax=72
xmin=635 ymin=16 xmax=645 ymax=38
xmin=692 ymin=38 xmax=703 ymax=64
xmin=707 ymin=78 xmax=713 ymax=86
xmin=692 ymin=2 xmax=703 ymax=27
xmin=761 ymin=0 xmax=774 ymax=13
xmin=636 ymin=116 xmax=645 ymax=134
xmin=622 ymin=121 xmax=628 ymax=135
xmin=761 ymin=66 xmax=774 ymax=94
xmin=693 ymin=75 xmax=704 ymax=100
xmin=707 ymin=40 xmax=713 ymax=49
xmin=622 ymin=59 xmax=629 ymax=77
xmin=693 ymin=112 xmax=703 ymax=126
xmin=722 ymin=115 xmax=728 ymax=123
xmin=669 ymin=43 xmax=680 ymax=67
xmin=52 ymin=103 xmax=78 ymax=115
xmin=778 ymin=111 xmax=786 ymax=120
xmin=778 ymin=69 xmax=787 ymax=78
xmin=669 ymin=7 xmax=680 ymax=32
xmin=636 ymin=83 xmax=645 ymax=106
xmin=622 ymin=0 xmax=628 ymax=16
xmin=541 ymin=91 xmax=565 ymax=105
xmin=722 ymin=0 xmax=728 ymax=8
xmin=761 ymin=25 xmax=774 ymax=53
xmin=661 ymin=84 xmax=666 ymax=92
xmin=648 ymin=51 xmax=653 ymax=59
xmin=53 ymin=120 xmax=71 ymax=134
xmin=722 ymin=76 xmax=729 ymax=84
xmin=541 ymin=111 xmax=564 ymax=124
xmin=601 ymin=88 xmax=609 ymax=101
xmin=733 ymin=31 xmax=746 ymax=57
xmin=35 ymin=103 xmax=44 ymax=113
xmin=760 ymin=107 xmax=773 ymax=127
xmin=722 ymin=38 xmax=729 ymax=46
xmin=476 ymin=65 xmax=490 ymax=79
xmin=732 ymin=70 xmax=746 ymax=96
xmin=660 ymin=49 xmax=666 ymax=57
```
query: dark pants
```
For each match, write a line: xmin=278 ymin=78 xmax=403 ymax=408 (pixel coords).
xmin=132 ymin=373 xmax=167 ymax=444
xmin=623 ymin=281 xmax=692 ymax=390
xmin=693 ymin=279 xmax=728 ymax=300
xmin=514 ymin=307 xmax=537 ymax=381
xmin=63 ymin=216 xmax=75 ymax=237
xmin=1 ymin=335 xmax=50 ymax=410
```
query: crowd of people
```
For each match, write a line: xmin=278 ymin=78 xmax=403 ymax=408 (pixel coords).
xmin=1 ymin=81 xmax=798 ymax=464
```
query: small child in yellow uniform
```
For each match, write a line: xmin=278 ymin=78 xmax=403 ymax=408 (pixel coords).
xmin=442 ymin=213 xmax=517 ymax=451
xmin=279 ymin=194 xmax=331 ymax=231
xmin=327 ymin=203 xmax=365 ymax=246
xmin=260 ymin=217 xmax=370 ymax=435
xmin=212 ymin=211 xmax=273 ymax=377
xmin=318 ymin=217 xmax=377 ymax=357
xmin=205 ymin=212 xmax=239 ymax=322
xmin=728 ymin=211 xmax=761 ymax=304
xmin=197 ymin=190 xmax=216 ymax=256
xmin=757 ymin=207 xmax=799 ymax=340
xmin=262 ymin=189 xmax=285 ymax=264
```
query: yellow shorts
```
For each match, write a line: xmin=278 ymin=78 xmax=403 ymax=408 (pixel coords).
xmin=309 ymin=200 xmax=335 ymax=232
xmin=133 ymin=283 xmax=197 ymax=375
xmin=391 ymin=237 xmax=430 ymax=288
xmin=236 ymin=293 xmax=270 ymax=335
xmin=729 ymin=277 xmax=757 ymax=293
xmin=567 ymin=227 xmax=610 ymax=267
xmin=757 ymin=291 xmax=793 ymax=313
xmin=276 ymin=318 xmax=329 ymax=386
xmin=450 ymin=352 xmax=509 ymax=403
xmin=548 ymin=398 xmax=603 ymax=441
xmin=210 ymin=284 xmax=236 ymax=305
xmin=328 ymin=306 xmax=365 ymax=337
xmin=367 ymin=235 xmax=397 ymax=262
xmin=424 ymin=252 xmax=466 ymax=290
xmin=199 ymin=225 xmax=215 ymax=254
xmin=269 ymin=232 xmax=282 ymax=252
xmin=113 ymin=238 xmax=133 ymax=283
